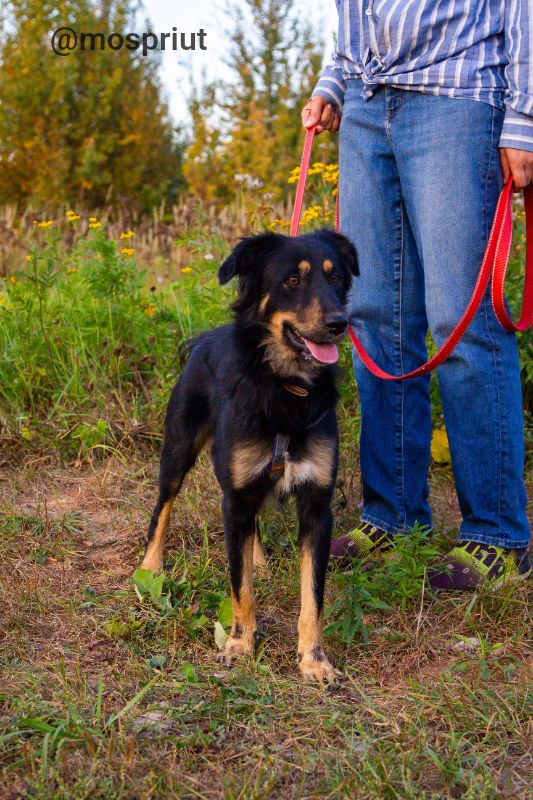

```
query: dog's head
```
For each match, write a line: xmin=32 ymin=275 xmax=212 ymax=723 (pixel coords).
xmin=218 ymin=230 xmax=358 ymax=376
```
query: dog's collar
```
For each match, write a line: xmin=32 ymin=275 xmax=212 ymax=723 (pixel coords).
xmin=284 ymin=383 xmax=309 ymax=397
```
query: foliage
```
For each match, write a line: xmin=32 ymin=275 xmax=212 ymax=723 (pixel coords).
xmin=0 ymin=0 xmax=185 ymax=210
xmin=184 ymin=0 xmax=333 ymax=205
xmin=132 ymin=544 xmax=230 ymax=642
xmin=1 ymin=190 xmax=532 ymax=462
xmin=325 ymin=526 xmax=442 ymax=643
xmin=0 ymin=214 xmax=230 ymax=460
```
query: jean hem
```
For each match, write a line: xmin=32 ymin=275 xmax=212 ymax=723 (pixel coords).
xmin=458 ymin=531 xmax=530 ymax=550
xmin=360 ymin=513 xmax=406 ymax=537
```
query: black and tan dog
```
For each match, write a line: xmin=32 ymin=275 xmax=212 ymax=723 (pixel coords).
xmin=141 ymin=229 xmax=358 ymax=684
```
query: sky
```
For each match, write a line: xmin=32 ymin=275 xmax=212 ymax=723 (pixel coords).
xmin=142 ymin=0 xmax=338 ymax=122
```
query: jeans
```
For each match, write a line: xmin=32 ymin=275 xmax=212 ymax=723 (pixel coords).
xmin=339 ymin=82 xmax=530 ymax=549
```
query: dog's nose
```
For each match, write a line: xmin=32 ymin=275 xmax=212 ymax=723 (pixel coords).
xmin=325 ymin=313 xmax=348 ymax=336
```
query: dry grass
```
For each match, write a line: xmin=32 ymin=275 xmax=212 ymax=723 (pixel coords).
xmin=0 ymin=196 xmax=290 ymax=280
xmin=1 ymin=448 xmax=531 ymax=799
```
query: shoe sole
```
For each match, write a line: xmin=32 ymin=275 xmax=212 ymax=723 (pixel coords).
xmin=490 ymin=565 xmax=532 ymax=591
xmin=431 ymin=565 xmax=532 ymax=593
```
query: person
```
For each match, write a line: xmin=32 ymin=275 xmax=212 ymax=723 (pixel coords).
xmin=301 ymin=0 xmax=532 ymax=591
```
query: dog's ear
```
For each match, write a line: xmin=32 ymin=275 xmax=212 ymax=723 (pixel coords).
xmin=315 ymin=229 xmax=359 ymax=276
xmin=218 ymin=233 xmax=282 ymax=286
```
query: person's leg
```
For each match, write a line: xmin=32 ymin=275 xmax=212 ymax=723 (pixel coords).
xmin=390 ymin=91 xmax=530 ymax=586
xmin=338 ymin=83 xmax=432 ymax=547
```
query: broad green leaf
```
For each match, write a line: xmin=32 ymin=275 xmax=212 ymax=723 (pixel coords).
xmin=214 ymin=621 xmax=228 ymax=650
xmin=133 ymin=568 xmax=164 ymax=603
xmin=217 ymin=596 xmax=233 ymax=629
xmin=181 ymin=663 xmax=198 ymax=682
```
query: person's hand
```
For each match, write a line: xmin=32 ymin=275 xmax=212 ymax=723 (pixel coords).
xmin=301 ymin=96 xmax=340 ymax=133
xmin=500 ymin=147 xmax=533 ymax=190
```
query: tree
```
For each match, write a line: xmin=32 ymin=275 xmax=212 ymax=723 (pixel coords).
xmin=184 ymin=0 xmax=334 ymax=204
xmin=0 ymin=0 xmax=185 ymax=210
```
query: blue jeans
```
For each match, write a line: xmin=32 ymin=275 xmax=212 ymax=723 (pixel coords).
xmin=339 ymin=82 xmax=530 ymax=549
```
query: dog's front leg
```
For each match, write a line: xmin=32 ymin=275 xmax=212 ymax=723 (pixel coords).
xmin=217 ymin=494 xmax=258 ymax=665
xmin=296 ymin=486 xmax=342 ymax=686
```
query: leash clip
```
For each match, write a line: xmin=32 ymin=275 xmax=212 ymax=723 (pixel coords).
xmin=269 ymin=433 xmax=290 ymax=481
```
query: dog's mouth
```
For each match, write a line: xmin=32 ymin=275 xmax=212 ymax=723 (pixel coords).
xmin=284 ymin=324 xmax=339 ymax=365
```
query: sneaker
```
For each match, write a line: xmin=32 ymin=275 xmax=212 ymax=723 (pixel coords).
xmin=429 ymin=541 xmax=531 ymax=592
xmin=330 ymin=522 xmax=394 ymax=560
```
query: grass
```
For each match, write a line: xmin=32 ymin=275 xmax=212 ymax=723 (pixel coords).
xmin=0 ymin=207 xmax=532 ymax=798
xmin=0 ymin=454 xmax=531 ymax=798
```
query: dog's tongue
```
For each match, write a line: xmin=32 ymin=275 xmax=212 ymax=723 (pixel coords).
xmin=302 ymin=337 xmax=339 ymax=364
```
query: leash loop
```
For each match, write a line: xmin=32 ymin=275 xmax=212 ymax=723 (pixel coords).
xmin=291 ymin=125 xmax=533 ymax=381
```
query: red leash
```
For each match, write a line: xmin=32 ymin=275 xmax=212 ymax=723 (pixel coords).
xmin=290 ymin=126 xmax=533 ymax=380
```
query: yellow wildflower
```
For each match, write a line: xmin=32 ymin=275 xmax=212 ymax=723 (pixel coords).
xmin=25 ymin=255 xmax=31 ymax=261
xmin=89 ymin=216 xmax=98 ymax=222
xmin=67 ymin=267 xmax=77 ymax=274
xmin=9 ymin=276 xmax=17 ymax=283
xmin=431 ymin=428 xmax=451 ymax=464
xmin=121 ymin=247 xmax=134 ymax=256
xmin=37 ymin=220 xmax=54 ymax=228
xmin=89 ymin=221 xmax=101 ymax=230
xmin=120 ymin=230 xmax=134 ymax=239
xmin=288 ymin=166 xmax=301 ymax=184
xmin=144 ymin=303 xmax=156 ymax=318
xmin=182 ymin=266 xmax=193 ymax=274
xmin=308 ymin=162 xmax=326 ymax=176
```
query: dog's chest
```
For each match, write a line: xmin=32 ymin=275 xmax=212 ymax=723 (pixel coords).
xmin=230 ymin=436 xmax=334 ymax=492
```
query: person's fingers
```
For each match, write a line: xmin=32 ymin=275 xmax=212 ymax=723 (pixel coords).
xmin=320 ymin=104 xmax=334 ymax=128
xmin=301 ymin=96 xmax=341 ymax=133
xmin=302 ymin=96 xmax=327 ymax=129
xmin=499 ymin=149 xmax=511 ymax=183
xmin=511 ymin=161 xmax=528 ymax=190
xmin=501 ymin=148 xmax=533 ymax=190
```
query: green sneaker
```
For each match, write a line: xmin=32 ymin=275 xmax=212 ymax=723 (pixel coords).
xmin=330 ymin=522 xmax=394 ymax=560
xmin=429 ymin=541 xmax=531 ymax=592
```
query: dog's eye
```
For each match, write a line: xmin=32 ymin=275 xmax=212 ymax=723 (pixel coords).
xmin=329 ymin=273 xmax=340 ymax=284
xmin=286 ymin=275 xmax=301 ymax=287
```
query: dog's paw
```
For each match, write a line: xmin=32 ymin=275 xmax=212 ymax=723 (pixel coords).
xmin=216 ymin=635 xmax=255 ymax=666
xmin=139 ymin=556 xmax=163 ymax=573
xmin=298 ymin=648 xmax=343 ymax=687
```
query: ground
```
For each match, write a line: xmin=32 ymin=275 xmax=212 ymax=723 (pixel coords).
xmin=0 ymin=450 xmax=531 ymax=799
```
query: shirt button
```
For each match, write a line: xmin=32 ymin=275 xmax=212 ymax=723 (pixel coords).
xmin=365 ymin=6 xmax=372 ymax=15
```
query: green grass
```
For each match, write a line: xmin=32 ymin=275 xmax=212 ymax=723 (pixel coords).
xmin=0 ymin=453 xmax=531 ymax=799
xmin=0 ymin=218 xmax=531 ymax=798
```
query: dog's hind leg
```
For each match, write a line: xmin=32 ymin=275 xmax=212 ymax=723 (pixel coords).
xmin=217 ymin=494 xmax=262 ymax=664
xmin=252 ymin=519 xmax=268 ymax=571
xmin=296 ymin=486 xmax=342 ymax=686
xmin=141 ymin=443 xmax=193 ymax=573
xmin=142 ymin=381 xmax=211 ymax=573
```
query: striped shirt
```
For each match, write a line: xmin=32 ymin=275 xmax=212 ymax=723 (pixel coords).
xmin=312 ymin=0 xmax=533 ymax=152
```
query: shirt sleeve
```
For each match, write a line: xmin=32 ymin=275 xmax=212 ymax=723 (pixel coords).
xmin=311 ymin=64 xmax=347 ymax=113
xmin=500 ymin=0 xmax=533 ymax=152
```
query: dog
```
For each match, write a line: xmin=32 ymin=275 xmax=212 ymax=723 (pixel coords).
xmin=141 ymin=228 xmax=358 ymax=684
